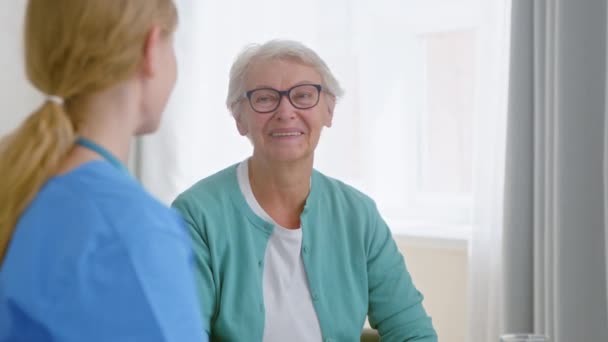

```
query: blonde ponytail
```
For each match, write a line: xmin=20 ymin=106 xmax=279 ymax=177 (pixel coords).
xmin=0 ymin=0 xmax=177 ymax=264
xmin=0 ymin=102 xmax=75 ymax=262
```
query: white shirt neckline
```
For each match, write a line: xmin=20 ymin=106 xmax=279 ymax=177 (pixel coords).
xmin=236 ymin=159 xmax=323 ymax=342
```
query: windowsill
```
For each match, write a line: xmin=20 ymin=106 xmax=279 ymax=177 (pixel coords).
xmin=387 ymin=220 xmax=470 ymax=250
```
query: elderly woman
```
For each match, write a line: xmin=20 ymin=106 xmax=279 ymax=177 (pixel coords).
xmin=172 ymin=40 xmax=437 ymax=341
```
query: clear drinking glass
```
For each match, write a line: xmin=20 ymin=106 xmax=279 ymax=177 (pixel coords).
xmin=499 ymin=334 xmax=549 ymax=342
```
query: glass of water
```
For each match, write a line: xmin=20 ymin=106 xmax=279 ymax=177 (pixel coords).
xmin=500 ymin=334 xmax=548 ymax=342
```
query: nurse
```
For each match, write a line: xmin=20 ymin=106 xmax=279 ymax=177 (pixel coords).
xmin=0 ymin=1 xmax=207 ymax=341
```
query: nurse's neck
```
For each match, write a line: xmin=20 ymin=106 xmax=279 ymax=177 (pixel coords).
xmin=56 ymin=81 xmax=141 ymax=175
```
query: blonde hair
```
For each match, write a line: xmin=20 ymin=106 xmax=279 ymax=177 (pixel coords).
xmin=226 ymin=39 xmax=344 ymax=118
xmin=0 ymin=0 xmax=178 ymax=263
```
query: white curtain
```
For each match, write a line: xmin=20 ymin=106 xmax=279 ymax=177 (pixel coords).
xmin=140 ymin=1 xmax=513 ymax=245
xmin=469 ymin=0 xmax=608 ymax=341
xmin=466 ymin=0 xmax=511 ymax=341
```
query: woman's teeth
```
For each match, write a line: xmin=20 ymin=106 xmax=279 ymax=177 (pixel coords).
xmin=271 ymin=132 xmax=302 ymax=137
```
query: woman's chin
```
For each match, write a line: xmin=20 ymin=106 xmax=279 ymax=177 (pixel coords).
xmin=260 ymin=148 xmax=313 ymax=164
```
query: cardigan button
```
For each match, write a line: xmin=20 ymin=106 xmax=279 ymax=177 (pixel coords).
xmin=258 ymin=260 xmax=263 ymax=268
xmin=302 ymin=246 xmax=309 ymax=254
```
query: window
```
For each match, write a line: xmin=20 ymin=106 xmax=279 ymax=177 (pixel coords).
xmin=142 ymin=0 xmax=510 ymax=242
xmin=316 ymin=0 xmax=488 ymax=240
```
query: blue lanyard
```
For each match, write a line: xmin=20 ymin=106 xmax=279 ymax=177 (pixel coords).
xmin=75 ymin=137 xmax=130 ymax=175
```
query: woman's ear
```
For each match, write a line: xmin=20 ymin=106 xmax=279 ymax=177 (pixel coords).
xmin=235 ymin=112 xmax=249 ymax=136
xmin=141 ymin=26 xmax=163 ymax=78
xmin=324 ymin=94 xmax=336 ymax=128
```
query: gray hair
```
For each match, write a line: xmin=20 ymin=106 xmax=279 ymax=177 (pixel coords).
xmin=226 ymin=39 xmax=344 ymax=118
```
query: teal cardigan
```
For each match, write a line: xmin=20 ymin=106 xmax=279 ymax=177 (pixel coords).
xmin=172 ymin=164 xmax=437 ymax=342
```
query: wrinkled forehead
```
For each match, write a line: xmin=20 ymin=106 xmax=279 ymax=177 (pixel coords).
xmin=244 ymin=57 xmax=323 ymax=89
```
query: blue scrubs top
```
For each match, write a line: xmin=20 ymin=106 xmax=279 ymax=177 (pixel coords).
xmin=0 ymin=161 xmax=207 ymax=342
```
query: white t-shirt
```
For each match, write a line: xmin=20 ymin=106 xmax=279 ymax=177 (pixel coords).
xmin=237 ymin=160 xmax=323 ymax=342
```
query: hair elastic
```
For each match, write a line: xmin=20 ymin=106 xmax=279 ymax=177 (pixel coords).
xmin=46 ymin=95 xmax=64 ymax=105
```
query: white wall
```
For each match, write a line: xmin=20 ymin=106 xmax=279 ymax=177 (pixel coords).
xmin=0 ymin=0 xmax=42 ymax=139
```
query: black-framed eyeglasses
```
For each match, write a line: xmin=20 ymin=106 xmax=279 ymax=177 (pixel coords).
xmin=244 ymin=84 xmax=323 ymax=113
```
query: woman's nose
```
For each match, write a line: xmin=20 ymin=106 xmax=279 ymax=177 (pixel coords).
xmin=274 ymin=95 xmax=297 ymax=120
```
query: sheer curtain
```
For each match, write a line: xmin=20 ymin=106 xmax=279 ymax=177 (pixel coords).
xmin=141 ymin=0 xmax=512 ymax=246
xmin=466 ymin=0 xmax=511 ymax=341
